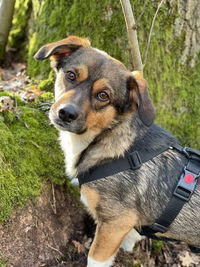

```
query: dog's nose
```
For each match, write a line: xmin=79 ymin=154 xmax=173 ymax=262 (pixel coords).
xmin=58 ymin=105 xmax=79 ymax=122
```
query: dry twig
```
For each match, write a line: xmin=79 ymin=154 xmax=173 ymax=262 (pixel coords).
xmin=143 ymin=0 xmax=166 ymax=66
xmin=51 ymin=183 xmax=57 ymax=215
xmin=47 ymin=244 xmax=65 ymax=257
xmin=136 ymin=0 xmax=148 ymax=25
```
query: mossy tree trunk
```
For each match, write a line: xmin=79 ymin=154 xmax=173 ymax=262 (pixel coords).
xmin=0 ymin=0 xmax=16 ymax=60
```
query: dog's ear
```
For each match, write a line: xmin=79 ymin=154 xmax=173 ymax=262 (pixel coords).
xmin=127 ymin=71 xmax=156 ymax=126
xmin=34 ymin=36 xmax=90 ymax=61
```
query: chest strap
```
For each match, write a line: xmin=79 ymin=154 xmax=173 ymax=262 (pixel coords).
xmin=78 ymin=145 xmax=170 ymax=186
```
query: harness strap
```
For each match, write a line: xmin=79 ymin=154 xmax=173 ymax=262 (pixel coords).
xmin=78 ymin=145 xmax=170 ymax=186
xmin=141 ymin=145 xmax=200 ymax=245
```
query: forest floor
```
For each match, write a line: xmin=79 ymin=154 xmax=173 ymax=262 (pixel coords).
xmin=0 ymin=62 xmax=200 ymax=267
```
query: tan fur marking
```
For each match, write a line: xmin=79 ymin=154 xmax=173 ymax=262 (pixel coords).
xmin=92 ymin=78 xmax=112 ymax=109
xmin=89 ymin=211 xmax=139 ymax=262
xmin=77 ymin=65 xmax=88 ymax=83
xmin=81 ymin=186 xmax=100 ymax=219
xmin=132 ymin=71 xmax=143 ymax=79
xmin=86 ymin=106 xmax=116 ymax=131
xmin=51 ymin=90 xmax=75 ymax=111
xmin=50 ymin=55 xmax=61 ymax=69
xmin=44 ymin=36 xmax=90 ymax=53
xmin=92 ymin=79 xmax=110 ymax=94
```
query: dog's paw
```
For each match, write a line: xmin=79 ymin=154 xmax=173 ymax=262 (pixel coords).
xmin=120 ymin=228 xmax=143 ymax=252
xmin=70 ymin=177 xmax=79 ymax=186
xmin=87 ymin=255 xmax=116 ymax=267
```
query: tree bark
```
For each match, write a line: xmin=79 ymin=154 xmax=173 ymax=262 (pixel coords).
xmin=173 ymin=0 xmax=200 ymax=67
xmin=0 ymin=0 xmax=16 ymax=60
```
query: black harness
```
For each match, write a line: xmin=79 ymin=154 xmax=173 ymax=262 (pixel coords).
xmin=78 ymin=143 xmax=200 ymax=253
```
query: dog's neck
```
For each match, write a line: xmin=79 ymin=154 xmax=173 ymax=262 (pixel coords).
xmin=59 ymin=114 xmax=148 ymax=179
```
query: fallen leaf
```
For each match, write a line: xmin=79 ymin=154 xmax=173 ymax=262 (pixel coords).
xmin=31 ymin=87 xmax=43 ymax=96
xmin=178 ymin=251 xmax=199 ymax=267
xmin=72 ymin=240 xmax=86 ymax=254
xmin=84 ymin=237 xmax=92 ymax=250
xmin=0 ymin=96 xmax=14 ymax=112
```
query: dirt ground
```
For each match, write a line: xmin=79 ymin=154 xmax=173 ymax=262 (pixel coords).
xmin=0 ymin=183 xmax=200 ymax=267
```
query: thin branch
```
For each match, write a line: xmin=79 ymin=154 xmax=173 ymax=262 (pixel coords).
xmin=120 ymin=0 xmax=143 ymax=73
xmin=47 ymin=244 xmax=65 ymax=257
xmin=50 ymin=183 xmax=57 ymax=215
xmin=136 ymin=0 xmax=148 ymax=25
xmin=143 ymin=0 xmax=166 ymax=67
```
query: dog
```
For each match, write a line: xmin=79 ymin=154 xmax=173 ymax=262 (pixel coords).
xmin=34 ymin=36 xmax=200 ymax=267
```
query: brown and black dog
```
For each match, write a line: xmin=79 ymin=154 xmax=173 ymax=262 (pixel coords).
xmin=34 ymin=36 xmax=200 ymax=267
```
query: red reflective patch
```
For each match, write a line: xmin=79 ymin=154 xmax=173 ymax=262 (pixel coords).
xmin=184 ymin=174 xmax=194 ymax=184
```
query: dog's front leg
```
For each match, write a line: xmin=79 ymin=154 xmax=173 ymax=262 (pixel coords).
xmin=87 ymin=219 xmax=134 ymax=267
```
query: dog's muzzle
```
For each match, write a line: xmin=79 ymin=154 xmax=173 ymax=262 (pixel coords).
xmin=49 ymin=104 xmax=87 ymax=134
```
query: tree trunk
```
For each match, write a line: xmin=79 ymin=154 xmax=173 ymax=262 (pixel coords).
xmin=173 ymin=0 xmax=200 ymax=67
xmin=0 ymin=0 xmax=16 ymax=60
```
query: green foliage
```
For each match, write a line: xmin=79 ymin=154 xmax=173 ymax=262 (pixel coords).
xmin=0 ymin=105 xmax=66 ymax=221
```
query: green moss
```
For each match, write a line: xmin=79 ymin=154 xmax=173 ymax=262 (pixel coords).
xmin=27 ymin=0 xmax=73 ymax=78
xmin=0 ymin=253 xmax=7 ymax=267
xmin=0 ymin=91 xmax=24 ymax=106
xmin=150 ymin=240 xmax=164 ymax=254
xmin=36 ymin=92 xmax=54 ymax=103
xmin=0 ymin=105 xmax=66 ymax=221
xmin=37 ymin=71 xmax=55 ymax=91
xmin=8 ymin=0 xmax=32 ymax=52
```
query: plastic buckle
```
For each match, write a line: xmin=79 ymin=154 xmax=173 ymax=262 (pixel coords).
xmin=128 ymin=151 xmax=142 ymax=170
xmin=183 ymin=147 xmax=190 ymax=158
xmin=151 ymin=223 xmax=168 ymax=233
xmin=173 ymin=167 xmax=199 ymax=201
xmin=183 ymin=147 xmax=200 ymax=159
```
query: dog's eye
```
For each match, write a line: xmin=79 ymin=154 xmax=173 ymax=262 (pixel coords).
xmin=65 ymin=71 xmax=76 ymax=82
xmin=96 ymin=91 xmax=109 ymax=102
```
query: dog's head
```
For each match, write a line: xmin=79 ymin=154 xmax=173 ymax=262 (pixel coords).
xmin=34 ymin=36 xmax=155 ymax=134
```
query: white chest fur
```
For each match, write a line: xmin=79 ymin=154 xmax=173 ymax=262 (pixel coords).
xmin=59 ymin=131 xmax=87 ymax=178
xmin=59 ymin=131 xmax=97 ymax=178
